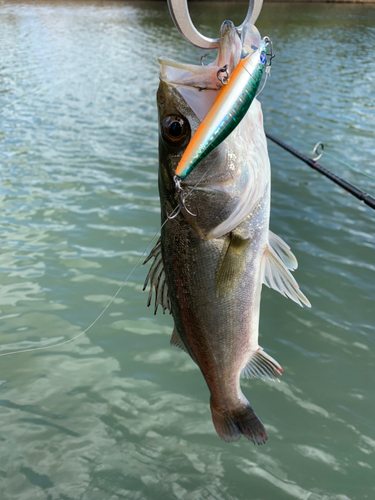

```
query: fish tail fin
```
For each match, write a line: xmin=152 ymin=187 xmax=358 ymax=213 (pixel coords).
xmin=210 ymin=397 xmax=268 ymax=445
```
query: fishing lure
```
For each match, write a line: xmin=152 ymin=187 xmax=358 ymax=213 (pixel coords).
xmin=174 ymin=26 xmax=272 ymax=181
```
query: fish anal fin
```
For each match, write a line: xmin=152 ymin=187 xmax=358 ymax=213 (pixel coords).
xmin=262 ymin=245 xmax=311 ymax=308
xmin=241 ymin=348 xmax=283 ymax=382
xmin=143 ymin=238 xmax=171 ymax=314
xmin=215 ymin=233 xmax=250 ymax=298
xmin=170 ymin=328 xmax=188 ymax=353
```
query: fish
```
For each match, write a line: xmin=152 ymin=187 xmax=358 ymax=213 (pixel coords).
xmin=144 ymin=20 xmax=310 ymax=444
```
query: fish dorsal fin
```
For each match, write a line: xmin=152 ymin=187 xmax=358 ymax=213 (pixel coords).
xmin=262 ymin=244 xmax=311 ymax=308
xmin=269 ymin=230 xmax=298 ymax=271
xmin=143 ymin=238 xmax=171 ymax=314
xmin=241 ymin=348 xmax=282 ymax=382
xmin=170 ymin=327 xmax=188 ymax=353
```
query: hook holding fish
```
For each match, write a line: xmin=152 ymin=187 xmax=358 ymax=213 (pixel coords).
xmin=167 ymin=175 xmax=198 ymax=219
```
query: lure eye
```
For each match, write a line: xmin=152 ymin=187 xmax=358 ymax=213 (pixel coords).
xmin=161 ymin=116 xmax=190 ymax=147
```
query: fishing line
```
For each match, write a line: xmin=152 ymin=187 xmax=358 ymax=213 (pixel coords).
xmin=0 ymin=216 xmax=175 ymax=358
xmin=256 ymin=67 xmax=270 ymax=99
xmin=255 ymin=72 xmax=268 ymax=98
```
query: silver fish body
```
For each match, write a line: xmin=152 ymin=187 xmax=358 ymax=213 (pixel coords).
xmin=144 ymin=21 xmax=310 ymax=444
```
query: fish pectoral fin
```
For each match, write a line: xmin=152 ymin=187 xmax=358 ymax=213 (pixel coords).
xmin=215 ymin=233 xmax=250 ymax=298
xmin=143 ymin=238 xmax=171 ymax=315
xmin=262 ymin=245 xmax=311 ymax=308
xmin=170 ymin=327 xmax=188 ymax=354
xmin=241 ymin=348 xmax=283 ymax=382
xmin=269 ymin=230 xmax=298 ymax=271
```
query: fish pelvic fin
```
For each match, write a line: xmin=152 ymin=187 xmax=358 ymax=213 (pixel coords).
xmin=241 ymin=348 xmax=282 ymax=382
xmin=262 ymin=242 xmax=311 ymax=308
xmin=210 ymin=396 xmax=268 ymax=445
xmin=143 ymin=238 xmax=171 ymax=314
xmin=170 ymin=327 xmax=188 ymax=353
xmin=171 ymin=327 xmax=198 ymax=364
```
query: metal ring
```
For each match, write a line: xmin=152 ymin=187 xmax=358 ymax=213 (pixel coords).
xmin=167 ymin=0 xmax=264 ymax=49
xmin=313 ymin=142 xmax=324 ymax=162
xmin=217 ymin=64 xmax=229 ymax=85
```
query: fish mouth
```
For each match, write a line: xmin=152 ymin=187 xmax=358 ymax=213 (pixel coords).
xmin=220 ymin=19 xmax=236 ymax=36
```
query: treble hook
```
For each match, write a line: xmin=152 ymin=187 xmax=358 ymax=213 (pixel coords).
xmin=200 ymin=53 xmax=209 ymax=66
xmin=264 ymin=36 xmax=275 ymax=69
xmin=167 ymin=175 xmax=198 ymax=219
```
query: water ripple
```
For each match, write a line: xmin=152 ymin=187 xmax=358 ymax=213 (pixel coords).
xmin=1 ymin=2 xmax=375 ymax=500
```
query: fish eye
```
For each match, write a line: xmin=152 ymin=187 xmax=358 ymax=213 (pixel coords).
xmin=169 ymin=120 xmax=182 ymax=137
xmin=161 ymin=116 xmax=190 ymax=146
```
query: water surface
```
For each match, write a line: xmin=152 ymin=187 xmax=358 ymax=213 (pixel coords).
xmin=0 ymin=1 xmax=375 ymax=499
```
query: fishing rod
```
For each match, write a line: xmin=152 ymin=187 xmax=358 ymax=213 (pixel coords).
xmin=266 ymin=132 xmax=375 ymax=211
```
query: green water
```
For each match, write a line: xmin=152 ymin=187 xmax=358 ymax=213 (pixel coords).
xmin=1 ymin=1 xmax=375 ymax=499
